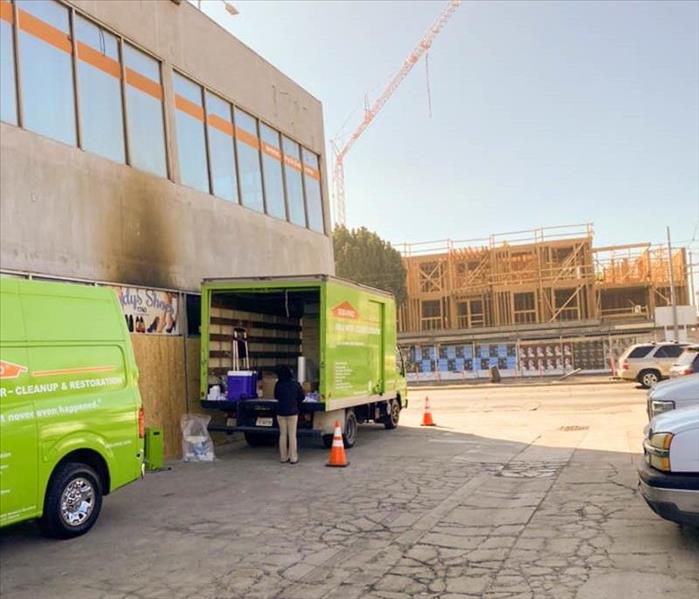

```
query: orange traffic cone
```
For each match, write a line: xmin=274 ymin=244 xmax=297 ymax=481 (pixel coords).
xmin=326 ymin=420 xmax=349 ymax=467
xmin=421 ymin=396 xmax=436 ymax=426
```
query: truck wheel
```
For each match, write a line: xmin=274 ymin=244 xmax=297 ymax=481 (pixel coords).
xmin=244 ymin=432 xmax=275 ymax=447
xmin=639 ymin=369 xmax=660 ymax=389
xmin=343 ymin=411 xmax=358 ymax=448
xmin=383 ymin=399 xmax=401 ymax=430
xmin=39 ymin=462 xmax=103 ymax=539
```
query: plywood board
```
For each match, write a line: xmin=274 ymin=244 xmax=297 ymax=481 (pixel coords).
xmin=131 ymin=334 xmax=186 ymax=459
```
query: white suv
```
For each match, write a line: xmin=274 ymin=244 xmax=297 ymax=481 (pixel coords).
xmin=618 ymin=342 xmax=687 ymax=388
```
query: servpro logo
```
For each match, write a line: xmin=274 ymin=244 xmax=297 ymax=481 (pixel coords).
xmin=0 ymin=360 xmax=28 ymax=380
xmin=332 ymin=301 xmax=359 ymax=320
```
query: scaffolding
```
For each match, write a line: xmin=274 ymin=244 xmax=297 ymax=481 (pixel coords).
xmin=398 ymin=224 xmax=689 ymax=334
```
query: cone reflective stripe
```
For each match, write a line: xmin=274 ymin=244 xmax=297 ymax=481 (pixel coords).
xmin=421 ymin=396 xmax=436 ymax=426
xmin=326 ymin=420 xmax=349 ymax=467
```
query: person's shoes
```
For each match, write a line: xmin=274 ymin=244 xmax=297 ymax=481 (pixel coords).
xmin=289 ymin=460 xmax=298 ymax=465
xmin=280 ymin=459 xmax=289 ymax=463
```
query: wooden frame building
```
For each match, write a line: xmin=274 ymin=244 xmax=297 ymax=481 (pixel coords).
xmin=398 ymin=224 xmax=689 ymax=335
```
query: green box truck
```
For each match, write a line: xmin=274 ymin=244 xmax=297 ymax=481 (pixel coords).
xmin=0 ymin=278 xmax=144 ymax=538
xmin=199 ymin=276 xmax=407 ymax=447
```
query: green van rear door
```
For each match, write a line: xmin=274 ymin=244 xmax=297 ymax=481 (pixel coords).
xmin=0 ymin=280 xmax=39 ymax=526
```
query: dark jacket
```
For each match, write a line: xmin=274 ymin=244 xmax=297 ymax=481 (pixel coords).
xmin=274 ymin=378 xmax=305 ymax=417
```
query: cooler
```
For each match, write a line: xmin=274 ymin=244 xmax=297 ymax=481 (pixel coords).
xmin=227 ymin=370 xmax=257 ymax=401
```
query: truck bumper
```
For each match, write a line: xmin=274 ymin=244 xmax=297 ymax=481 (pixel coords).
xmin=638 ymin=462 xmax=699 ymax=526
xmin=209 ymin=423 xmax=321 ymax=438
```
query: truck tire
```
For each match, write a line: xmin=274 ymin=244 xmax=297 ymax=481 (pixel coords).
xmin=343 ymin=411 xmax=358 ymax=448
xmin=39 ymin=462 xmax=103 ymax=539
xmin=383 ymin=399 xmax=401 ymax=430
xmin=638 ymin=369 xmax=661 ymax=389
xmin=244 ymin=432 xmax=275 ymax=447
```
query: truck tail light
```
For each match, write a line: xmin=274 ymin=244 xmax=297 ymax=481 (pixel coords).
xmin=138 ymin=406 xmax=145 ymax=438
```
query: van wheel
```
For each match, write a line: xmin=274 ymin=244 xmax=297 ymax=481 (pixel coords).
xmin=343 ymin=411 xmax=358 ymax=448
xmin=40 ymin=462 xmax=103 ymax=539
xmin=383 ymin=399 xmax=401 ymax=430
xmin=639 ymin=369 xmax=660 ymax=389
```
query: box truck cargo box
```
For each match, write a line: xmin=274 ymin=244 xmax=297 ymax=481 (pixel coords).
xmin=199 ymin=275 xmax=407 ymax=448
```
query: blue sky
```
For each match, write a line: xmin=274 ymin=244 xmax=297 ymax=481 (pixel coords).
xmin=201 ymin=0 xmax=699 ymax=252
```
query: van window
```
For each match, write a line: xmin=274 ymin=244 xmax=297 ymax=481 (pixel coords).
xmin=628 ymin=346 xmax=652 ymax=359
xmin=654 ymin=345 xmax=683 ymax=359
xmin=21 ymin=285 xmax=123 ymax=342
xmin=0 ymin=288 xmax=25 ymax=341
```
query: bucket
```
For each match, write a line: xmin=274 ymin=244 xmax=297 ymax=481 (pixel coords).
xmin=227 ymin=370 xmax=257 ymax=401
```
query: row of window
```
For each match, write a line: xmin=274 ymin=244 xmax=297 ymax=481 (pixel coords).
xmin=0 ymin=0 xmax=325 ymax=233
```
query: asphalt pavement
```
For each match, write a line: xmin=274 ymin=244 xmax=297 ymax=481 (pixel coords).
xmin=1 ymin=382 xmax=697 ymax=599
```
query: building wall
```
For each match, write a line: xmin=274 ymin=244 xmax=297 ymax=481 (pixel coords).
xmin=0 ymin=0 xmax=334 ymax=290
xmin=0 ymin=124 xmax=333 ymax=290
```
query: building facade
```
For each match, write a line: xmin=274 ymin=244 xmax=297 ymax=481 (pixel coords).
xmin=0 ymin=0 xmax=333 ymax=287
xmin=0 ymin=0 xmax=334 ymax=455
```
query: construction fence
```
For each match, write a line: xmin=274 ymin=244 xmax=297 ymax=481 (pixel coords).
xmin=400 ymin=332 xmax=657 ymax=383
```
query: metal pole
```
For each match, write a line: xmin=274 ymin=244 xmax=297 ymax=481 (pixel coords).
xmin=689 ymin=251 xmax=695 ymax=308
xmin=666 ymin=227 xmax=679 ymax=341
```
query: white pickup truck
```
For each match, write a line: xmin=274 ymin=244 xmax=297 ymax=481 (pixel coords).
xmin=639 ymin=406 xmax=699 ymax=527
xmin=646 ymin=373 xmax=699 ymax=420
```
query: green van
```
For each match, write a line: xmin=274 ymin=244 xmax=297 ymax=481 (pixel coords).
xmin=0 ymin=278 xmax=144 ymax=538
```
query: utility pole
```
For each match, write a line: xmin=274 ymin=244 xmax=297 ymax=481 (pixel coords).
xmin=666 ymin=226 xmax=679 ymax=341
xmin=689 ymin=250 xmax=695 ymax=308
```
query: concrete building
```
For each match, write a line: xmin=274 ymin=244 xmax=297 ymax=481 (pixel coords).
xmin=0 ymin=0 xmax=334 ymax=455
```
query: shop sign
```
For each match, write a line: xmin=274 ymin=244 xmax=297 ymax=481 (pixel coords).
xmin=109 ymin=286 xmax=179 ymax=335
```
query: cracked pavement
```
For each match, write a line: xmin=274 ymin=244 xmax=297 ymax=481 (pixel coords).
xmin=1 ymin=381 xmax=698 ymax=598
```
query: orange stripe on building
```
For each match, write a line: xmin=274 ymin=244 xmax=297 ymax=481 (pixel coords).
xmin=235 ymin=127 xmax=259 ymax=150
xmin=207 ymin=113 xmax=233 ymax=136
xmin=77 ymin=41 xmax=121 ymax=79
xmin=32 ymin=365 xmax=116 ymax=378
xmin=303 ymin=164 xmax=320 ymax=181
xmin=125 ymin=67 xmax=162 ymax=100
xmin=18 ymin=9 xmax=72 ymax=54
xmin=0 ymin=1 xmax=13 ymax=25
xmin=175 ymin=94 xmax=204 ymax=121
xmin=261 ymin=142 xmax=282 ymax=161
xmin=283 ymin=155 xmax=302 ymax=172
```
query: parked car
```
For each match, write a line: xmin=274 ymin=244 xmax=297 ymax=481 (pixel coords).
xmin=669 ymin=345 xmax=699 ymax=378
xmin=639 ymin=405 xmax=699 ymax=527
xmin=618 ymin=342 xmax=687 ymax=388
xmin=646 ymin=373 xmax=699 ymax=420
xmin=0 ymin=278 xmax=144 ymax=538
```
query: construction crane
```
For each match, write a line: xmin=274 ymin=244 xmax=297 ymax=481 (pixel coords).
xmin=332 ymin=0 xmax=461 ymax=227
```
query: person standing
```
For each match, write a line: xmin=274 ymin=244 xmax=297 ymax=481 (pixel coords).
xmin=274 ymin=365 xmax=304 ymax=464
